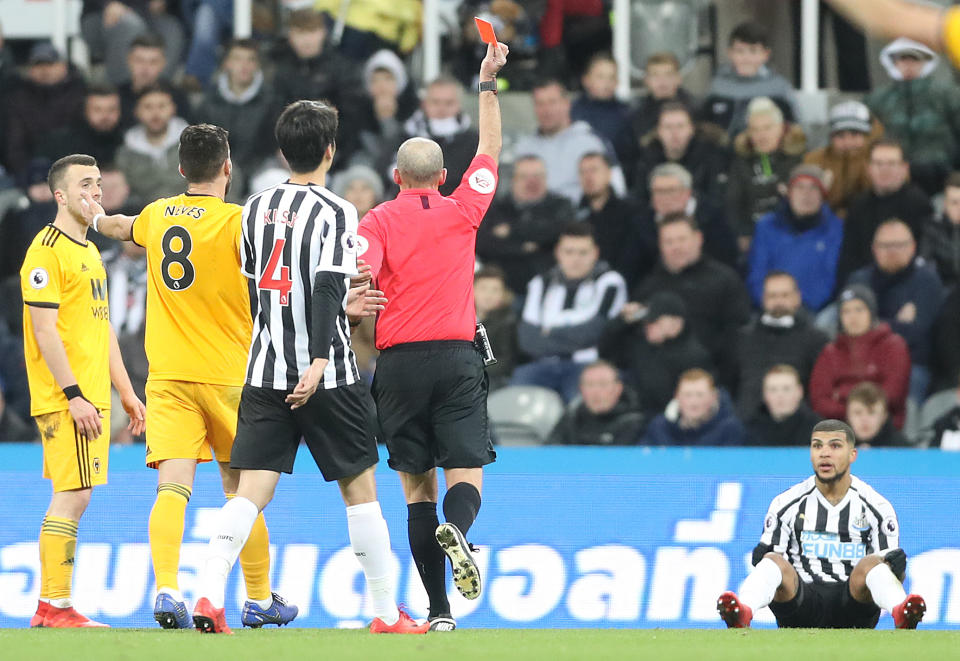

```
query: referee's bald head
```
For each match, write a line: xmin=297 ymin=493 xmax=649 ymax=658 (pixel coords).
xmin=395 ymin=138 xmax=446 ymax=189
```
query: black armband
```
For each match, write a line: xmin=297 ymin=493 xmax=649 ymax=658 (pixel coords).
xmin=311 ymin=271 xmax=348 ymax=360
xmin=751 ymin=542 xmax=774 ymax=566
xmin=63 ymin=384 xmax=84 ymax=401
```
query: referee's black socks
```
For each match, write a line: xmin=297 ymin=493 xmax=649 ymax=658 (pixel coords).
xmin=443 ymin=482 xmax=482 ymax=538
xmin=407 ymin=502 xmax=450 ymax=618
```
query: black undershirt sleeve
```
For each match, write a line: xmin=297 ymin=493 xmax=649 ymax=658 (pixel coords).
xmin=311 ymin=270 xmax=347 ymax=361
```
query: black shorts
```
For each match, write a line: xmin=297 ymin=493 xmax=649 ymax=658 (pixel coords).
xmin=770 ymin=579 xmax=881 ymax=629
xmin=230 ymin=382 xmax=379 ymax=481
xmin=372 ymin=340 xmax=496 ymax=474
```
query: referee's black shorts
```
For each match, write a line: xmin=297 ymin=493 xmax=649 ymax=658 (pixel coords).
xmin=230 ymin=382 xmax=379 ymax=481
xmin=372 ymin=340 xmax=496 ymax=474
xmin=770 ymin=579 xmax=881 ymax=629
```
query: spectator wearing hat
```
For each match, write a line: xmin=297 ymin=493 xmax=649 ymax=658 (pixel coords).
xmin=641 ymin=368 xmax=745 ymax=446
xmin=727 ymin=96 xmax=806 ymax=250
xmin=352 ymin=50 xmax=418 ymax=176
xmin=601 ymin=290 xmax=713 ymax=418
xmin=866 ymin=37 xmax=960 ymax=195
xmin=3 ymin=42 xmax=85 ymax=176
xmin=631 ymin=212 xmax=751 ymax=389
xmin=195 ymin=39 xmax=276 ymax=190
xmin=847 ymin=218 xmax=945 ymax=404
xmin=809 ymin=284 xmax=910 ymax=428
xmin=837 ymin=138 xmax=933 ymax=284
xmin=735 ymin=271 xmax=828 ymax=419
xmin=745 ymin=364 xmax=821 ymax=446
xmin=803 ymin=100 xmax=883 ymax=218
xmin=845 ymin=381 xmax=909 ymax=448
xmin=547 ymin=360 xmax=645 ymax=446
xmin=920 ymin=172 xmax=960 ymax=289
xmin=746 ymin=164 xmax=844 ymax=312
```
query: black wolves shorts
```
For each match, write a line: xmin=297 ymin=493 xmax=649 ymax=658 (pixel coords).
xmin=230 ymin=382 xmax=379 ymax=481
xmin=770 ymin=579 xmax=881 ymax=629
xmin=372 ymin=340 xmax=496 ymax=474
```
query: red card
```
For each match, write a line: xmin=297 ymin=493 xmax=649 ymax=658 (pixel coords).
xmin=474 ymin=17 xmax=498 ymax=44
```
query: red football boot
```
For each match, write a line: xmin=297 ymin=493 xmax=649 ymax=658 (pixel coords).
xmin=369 ymin=606 xmax=429 ymax=634
xmin=717 ymin=591 xmax=753 ymax=628
xmin=193 ymin=597 xmax=233 ymax=634
xmin=893 ymin=594 xmax=926 ymax=629
xmin=42 ymin=605 xmax=109 ymax=628
xmin=30 ymin=601 xmax=50 ymax=628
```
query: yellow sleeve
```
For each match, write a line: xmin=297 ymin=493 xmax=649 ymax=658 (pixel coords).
xmin=20 ymin=245 xmax=65 ymax=308
xmin=132 ymin=204 xmax=152 ymax=247
xmin=943 ymin=5 xmax=960 ymax=70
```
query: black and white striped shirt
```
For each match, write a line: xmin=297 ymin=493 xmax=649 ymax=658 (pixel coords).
xmin=241 ymin=183 xmax=361 ymax=390
xmin=759 ymin=475 xmax=899 ymax=584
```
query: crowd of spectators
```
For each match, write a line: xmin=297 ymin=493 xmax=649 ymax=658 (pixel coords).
xmin=2 ymin=4 xmax=960 ymax=449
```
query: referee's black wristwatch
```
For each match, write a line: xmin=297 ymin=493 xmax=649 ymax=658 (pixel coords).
xmin=478 ymin=79 xmax=497 ymax=94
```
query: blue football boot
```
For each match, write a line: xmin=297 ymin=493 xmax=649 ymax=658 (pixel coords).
xmin=154 ymin=592 xmax=192 ymax=629
xmin=241 ymin=593 xmax=298 ymax=628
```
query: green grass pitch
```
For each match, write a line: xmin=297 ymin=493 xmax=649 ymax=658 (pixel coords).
xmin=1 ymin=628 xmax=958 ymax=661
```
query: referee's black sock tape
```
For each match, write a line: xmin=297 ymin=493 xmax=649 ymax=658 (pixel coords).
xmin=443 ymin=482 xmax=482 ymax=538
xmin=407 ymin=502 xmax=450 ymax=618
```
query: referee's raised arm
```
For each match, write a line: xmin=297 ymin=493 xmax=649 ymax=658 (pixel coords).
xmin=476 ymin=41 xmax=509 ymax=162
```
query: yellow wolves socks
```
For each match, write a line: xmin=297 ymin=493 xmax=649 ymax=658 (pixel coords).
xmin=226 ymin=493 xmax=272 ymax=603
xmin=149 ymin=483 xmax=191 ymax=593
xmin=40 ymin=515 xmax=78 ymax=604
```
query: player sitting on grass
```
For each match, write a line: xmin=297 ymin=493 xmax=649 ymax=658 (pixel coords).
xmin=718 ymin=419 xmax=925 ymax=629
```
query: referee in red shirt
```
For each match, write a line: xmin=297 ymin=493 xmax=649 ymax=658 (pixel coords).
xmin=358 ymin=42 xmax=508 ymax=632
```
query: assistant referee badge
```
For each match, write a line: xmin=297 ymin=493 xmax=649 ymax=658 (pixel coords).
xmin=29 ymin=267 xmax=49 ymax=290
xmin=469 ymin=169 xmax=496 ymax=194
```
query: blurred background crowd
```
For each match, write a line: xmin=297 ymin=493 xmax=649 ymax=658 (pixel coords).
xmin=2 ymin=0 xmax=960 ymax=450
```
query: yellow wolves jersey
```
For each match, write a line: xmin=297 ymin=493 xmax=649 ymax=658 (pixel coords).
xmin=132 ymin=193 xmax=251 ymax=386
xmin=944 ymin=6 xmax=960 ymax=69
xmin=21 ymin=224 xmax=111 ymax=415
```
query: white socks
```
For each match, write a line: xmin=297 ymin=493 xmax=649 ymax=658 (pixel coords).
xmin=865 ymin=561 xmax=906 ymax=612
xmin=739 ymin=557 xmax=783 ymax=611
xmin=157 ymin=587 xmax=184 ymax=603
xmin=201 ymin=497 xmax=259 ymax=609
xmin=346 ymin=501 xmax=399 ymax=626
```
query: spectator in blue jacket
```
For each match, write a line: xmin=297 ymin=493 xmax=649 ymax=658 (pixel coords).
xmin=847 ymin=218 xmax=946 ymax=403
xmin=747 ymin=165 xmax=844 ymax=311
xmin=641 ymin=368 xmax=745 ymax=446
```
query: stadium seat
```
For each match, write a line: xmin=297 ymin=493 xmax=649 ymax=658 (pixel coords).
xmin=916 ymin=388 xmax=959 ymax=447
xmin=487 ymin=385 xmax=565 ymax=446
xmin=629 ymin=0 xmax=715 ymax=77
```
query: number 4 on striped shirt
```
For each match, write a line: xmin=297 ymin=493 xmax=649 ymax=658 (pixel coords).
xmin=259 ymin=238 xmax=292 ymax=305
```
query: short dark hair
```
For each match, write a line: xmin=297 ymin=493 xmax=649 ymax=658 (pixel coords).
xmin=475 ymin=265 xmax=507 ymax=283
xmin=658 ymin=101 xmax=693 ymax=123
xmin=847 ymin=381 xmax=887 ymax=410
xmin=179 ymin=124 xmax=230 ymax=183
xmin=288 ymin=8 xmax=325 ymax=31
xmin=223 ymin=38 xmax=259 ymax=62
xmin=763 ymin=269 xmax=798 ymax=288
xmin=135 ymin=81 xmax=175 ymax=108
xmin=659 ymin=212 xmax=699 ymax=232
xmin=580 ymin=151 xmax=612 ymax=167
xmin=729 ymin=21 xmax=769 ymax=48
xmin=48 ymin=154 xmax=97 ymax=195
xmin=812 ymin=419 xmax=856 ymax=445
xmin=946 ymin=172 xmax=960 ymax=191
xmin=558 ymin=222 xmax=595 ymax=242
xmin=129 ymin=33 xmax=165 ymax=52
xmin=86 ymin=81 xmax=118 ymax=98
xmin=275 ymin=100 xmax=339 ymax=174
xmin=869 ymin=137 xmax=904 ymax=160
xmin=584 ymin=52 xmax=616 ymax=72
xmin=532 ymin=78 xmax=568 ymax=95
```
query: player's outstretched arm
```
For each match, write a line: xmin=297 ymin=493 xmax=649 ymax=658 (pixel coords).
xmin=108 ymin=325 xmax=145 ymax=436
xmin=476 ymin=41 xmax=508 ymax=163
xmin=825 ymin=0 xmax=943 ymax=49
xmin=28 ymin=306 xmax=103 ymax=439
xmin=79 ymin=191 xmax=136 ymax=242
